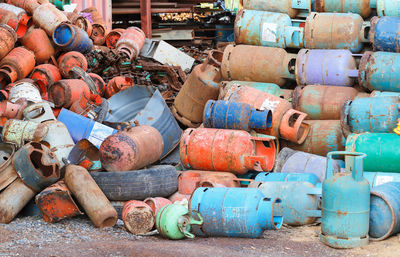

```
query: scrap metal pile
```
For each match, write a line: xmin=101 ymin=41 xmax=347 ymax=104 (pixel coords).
xmin=1 ymin=0 xmax=400 ymax=250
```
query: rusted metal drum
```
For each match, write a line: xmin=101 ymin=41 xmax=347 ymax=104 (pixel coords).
xmin=104 ymin=76 xmax=133 ymax=99
xmin=304 ymin=12 xmax=368 ymax=53
xmin=242 ymin=0 xmax=311 ymax=18
xmin=296 ymin=49 xmax=358 ymax=87
xmin=30 ymin=64 xmax=61 ymax=96
xmin=0 ymin=24 xmax=16 ymax=60
xmin=314 ymin=0 xmax=371 ymax=18
xmin=293 ymin=85 xmax=369 ymax=120
xmin=281 ymin=120 xmax=346 ymax=156
xmin=116 ymin=27 xmax=146 ymax=61
xmin=32 ymin=3 xmax=68 ymax=36
xmin=99 ymin=125 xmax=164 ymax=172
xmin=221 ymin=44 xmax=296 ymax=86
xmin=106 ymin=28 xmax=125 ymax=49
xmin=172 ymin=50 xmax=222 ymax=127
xmin=57 ymin=51 xmax=88 ymax=78
xmin=122 ymin=200 xmax=154 ymax=235
xmin=20 ymin=27 xmax=55 ymax=64
xmin=144 ymin=197 xmax=172 ymax=217
xmin=179 ymin=170 xmax=240 ymax=194
xmin=220 ymin=84 xmax=310 ymax=144
xmin=65 ymin=165 xmax=117 ymax=228
xmin=35 ymin=180 xmax=82 ymax=223
xmin=2 ymin=119 xmax=48 ymax=147
xmin=0 ymin=47 xmax=35 ymax=87
xmin=48 ymin=79 xmax=91 ymax=108
xmin=180 ymin=128 xmax=277 ymax=174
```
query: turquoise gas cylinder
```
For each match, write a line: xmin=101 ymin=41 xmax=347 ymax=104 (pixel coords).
xmin=320 ymin=151 xmax=370 ymax=249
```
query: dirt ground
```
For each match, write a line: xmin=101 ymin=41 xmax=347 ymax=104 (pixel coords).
xmin=0 ymin=216 xmax=399 ymax=257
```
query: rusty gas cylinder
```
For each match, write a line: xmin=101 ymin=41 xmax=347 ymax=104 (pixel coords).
xmin=172 ymin=50 xmax=223 ymax=127
xmin=281 ymin=120 xmax=346 ymax=156
xmin=180 ymin=128 xmax=276 ymax=174
xmin=65 ymin=165 xmax=117 ymax=228
xmin=87 ymin=73 xmax=105 ymax=96
xmin=122 ymin=200 xmax=154 ymax=235
xmin=220 ymin=84 xmax=310 ymax=144
xmin=315 ymin=0 xmax=371 ymax=18
xmin=99 ymin=125 xmax=164 ymax=172
xmin=0 ymin=7 xmax=30 ymax=38
xmin=30 ymin=64 xmax=61 ymax=96
xmin=0 ymin=47 xmax=35 ymax=87
xmin=104 ymin=76 xmax=133 ymax=99
xmin=0 ymin=24 xmax=17 ymax=60
xmin=221 ymin=44 xmax=296 ymax=86
xmin=106 ymin=28 xmax=125 ymax=49
xmin=7 ymin=0 xmax=40 ymax=14
xmin=81 ymin=6 xmax=105 ymax=25
xmin=144 ymin=197 xmax=172 ymax=217
xmin=90 ymin=23 xmax=107 ymax=45
xmin=0 ymin=143 xmax=17 ymax=191
xmin=2 ymin=119 xmax=48 ymax=147
xmin=116 ymin=27 xmax=145 ymax=61
xmin=293 ymin=85 xmax=369 ymax=120
xmin=0 ymin=98 xmax=27 ymax=120
xmin=35 ymin=180 xmax=82 ymax=223
xmin=65 ymin=12 xmax=92 ymax=36
xmin=32 ymin=3 xmax=68 ymax=36
xmin=57 ymin=51 xmax=88 ymax=78
xmin=21 ymin=27 xmax=55 ymax=64
xmin=48 ymin=79 xmax=91 ymax=108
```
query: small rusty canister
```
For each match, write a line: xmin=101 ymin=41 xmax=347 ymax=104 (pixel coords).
xmin=104 ymin=76 xmax=134 ymax=99
xmin=293 ymin=85 xmax=369 ymax=120
xmin=0 ymin=47 xmax=35 ymax=87
xmin=99 ymin=125 xmax=164 ymax=172
xmin=32 ymin=3 xmax=68 ymax=36
xmin=0 ymin=24 xmax=17 ymax=60
xmin=57 ymin=51 xmax=88 ymax=78
xmin=122 ymin=200 xmax=154 ymax=235
xmin=65 ymin=165 xmax=117 ymax=228
xmin=221 ymin=84 xmax=310 ymax=144
xmin=116 ymin=27 xmax=146 ymax=61
xmin=106 ymin=28 xmax=125 ymax=49
xmin=35 ymin=180 xmax=82 ymax=223
xmin=221 ymin=44 xmax=296 ymax=86
xmin=172 ymin=50 xmax=222 ymax=127
xmin=2 ymin=119 xmax=48 ymax=147
xmin=20 ymin=27 xmax=55 ymax=64
xmin=48 ymin=79 xmax=91 ymax=108
xmin=30 ymin=64 xmax=62 ymax=96
xmin=180 ymin=128 xmax=276 ymax=174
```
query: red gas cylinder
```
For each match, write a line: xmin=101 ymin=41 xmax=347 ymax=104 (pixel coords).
xmin=48 ymin=79 xmax=91 ymax=108
xmin=99 ymin=125 xmax=164 ymax=172
xmin=0 ymin=24 xmax=17 ymax=60
xmin=87 ymin=73 xmax=105 ymax=96
xmin=106 ymin=28 xmax=125 ymax=49
xmin=116 ymin=27 xmax=145 ymax=61
xmin=90 ymin=24 xmax=107 ymax=46
xmin=57 ymin=51 xmax=88 ymax=78
xmin=220 ymin=84 xmax=310 ymax=144
xmin=0 ymin=47 xmax=35 ymax=87
xmin=104 ymin=76 xmax=133 ymax=99
xmin=20 ymin=27 xmax=55 ymax=64
xmin=180 ymin=128 xmax=276 ymax=174
xmin=30 ymin=64 xmax=61 ymax=97
xmin=122 ymin=200 xmax=154 ymax=235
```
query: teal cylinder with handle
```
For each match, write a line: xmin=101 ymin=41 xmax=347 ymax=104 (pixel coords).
xmin=320 ymin=151 xmax=370 ymax=249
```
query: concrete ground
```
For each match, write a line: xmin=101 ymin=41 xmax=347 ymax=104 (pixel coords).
xmin=0 ymin=216 xmax=398 ymax=257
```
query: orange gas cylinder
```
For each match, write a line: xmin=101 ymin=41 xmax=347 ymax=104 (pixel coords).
xmin=48 ymin=79 xmax=91 ymax=108
xmin=20 ymin=27 xmax=55 ymax=64
xmin=180 ymin=128 xmax=276 ymax=174
xmin=65 ymin=12 xmax=92 ymax=36
xmin=7 ymin=0 xmax=40 ymax=14
xmin=0 ymin=47 xmax=35 ymax=87
xmin=122 ymin=200 xmax=154 ymax=235
xmin=104 ymin=76 xmax=133 ymax=98
xmin=0 ymin=98 xmax=28 ymax=119
xmin=90 ymin=24 xmax=107 ymax=46
xmin=0 ymin=24 xmax=17 ymax=60
xmin=105 ymin=28 xmax=125 ymax=49
xmin=30 ymin=64 xmax=61 ymax=97
xmin=220 ymin=84 xmax=310 ymax=144
xmin=178 ymin=170 xmax=241 ymax=195
xmin=87 ymin=73 xmax=105 ymax=96
xmin=116 ymin=27 xmax=145 ymax=61
xmin=57 ymin=51 xmax=88 ymax=78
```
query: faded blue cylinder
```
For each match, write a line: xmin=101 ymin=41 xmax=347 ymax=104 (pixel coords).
xmin=242 ymin=0 xmax=312 ymax=18
xmin=52 ymin=23 xmax=93 ymax=54
xmin=253 ymin=181 xmax=321 ymax=226
xmin=364 ymin=172 xmax=400 ymax=188
xmin=190 ymin=187 xmax=283 ymax=238
xmin=57 ymin=108 xmax=117 ymax=148
xmin=359 ymin=51 xmax=400 ymax=92
xmin=371 ymin=91 xmax=400 ymax=97
xmin=373 ymin=17 xmax=400 ymax=52
xmin=342 ymin=96 xmax=400 ymax=134
xmin=321 ymin=151 xmax=370 ymax=249
xmin=255 ymin=172 xmax=321 ymax=187
xmin=234 ymin=10 xmax=304 ymax=48
xmin=313 ymin=0 xmax=372 ymax=18
xmin=296 ymin=49 xmax=358 ymax=87
xmin=203 ymin=100 xmax=272 ymax=131
xmin=377 ymin=0 xmax=400 ymax=17
xmin=370 ymin=182 xmax=400 ymax=241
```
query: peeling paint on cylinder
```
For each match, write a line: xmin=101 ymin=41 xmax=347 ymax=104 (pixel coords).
xmin=243 ymin=0 xmax=311 ymax=18
xmin=48 ymin=79 xmax=91 ymax=108
xmin=104 ymin=76 xmax=133 ymax=99
xmin=8 ymin=81 xmax=42 ymax=104
xmin=122 ymin=200 xmax=154 ymax=235
xmin=372 ymin=17 xmax=400 ymax=52
xmin=30 ymin=64 xmax=61 ymax=96
xmin=220 ymin=81 xmax=285 ymax=99
xmin=116 ymin=27 xmax=145 ymax=61
xmin=0 ymin=24 xmax=16 ymax=60
xmin=57 ymin=51 xmax=88 ymax=78
xmin=21 ymin=27 xmax=55 ymax=64
xmin=180 ymin=128 xmax=277 ymax=174
xmin=314 ymin=0 xmax=371 ymax=18
xmin=0 ymin=47 xmax=35 ymax=87
xmin=377 ymin=0 xmax=400 ymax=17
xmin=106 ymin=28 xmax=125 ymax=49
xmin=2 ymin=119 xmax=49 ymax=147
xmin=32 ymin=3 xmax=68 ymax=36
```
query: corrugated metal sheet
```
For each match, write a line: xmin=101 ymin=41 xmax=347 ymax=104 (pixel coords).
xmin=71 ymin=0 xmax=112 ymax=29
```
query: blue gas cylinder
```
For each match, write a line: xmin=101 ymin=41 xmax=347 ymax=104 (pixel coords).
xmin=373 ymin=17 xmax=400 ymax=52
xmin=57 ymin=108 xmax=117 ymax=148
xmin=364 ymin=172 xmax=400 ymax=188
xmin=377 ymin=0 xmax=400 ymax=17
xmin=254 ymin=172 xmax=321 ymax=187
xmin=203 ymin=100 xmax=272 ymax=131
xmin=52 ymin=23 xmax=93 ymax=54
xmin=320 ymin=151 xmax=370 ymax=249
xmin=190 ymin=187 xmax=283 ymax=238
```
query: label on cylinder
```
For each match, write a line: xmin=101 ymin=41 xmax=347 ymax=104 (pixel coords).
xmin=88 ymin=122 xmax=117 ymax=148
xmin=262 ymin=23 xmax=277 ymax=43
xmin=260 ymin=99 xmax=280 ymax=112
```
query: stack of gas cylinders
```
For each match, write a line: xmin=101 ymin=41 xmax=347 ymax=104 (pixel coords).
xmin=168 ymin=0 xmax=400 ymax=248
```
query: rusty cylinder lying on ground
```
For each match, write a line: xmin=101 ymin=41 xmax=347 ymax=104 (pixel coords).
xmin=64 ymin=165 xmax=117 ymax=228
